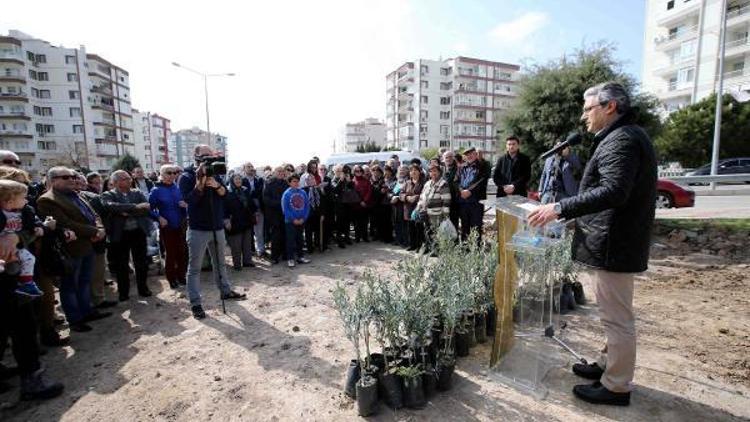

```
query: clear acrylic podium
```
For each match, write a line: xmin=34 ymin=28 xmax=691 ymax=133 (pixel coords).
xmin=488 ymin=195 xmax=571 ymax=398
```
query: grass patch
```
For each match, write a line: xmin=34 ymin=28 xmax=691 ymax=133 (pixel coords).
xmin=656 ymin=218 xmax=750 ymax=233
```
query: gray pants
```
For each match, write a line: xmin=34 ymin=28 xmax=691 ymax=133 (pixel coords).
xmin=186 ymin=228 xmax=232 ymax=306
xmin=227 ymin=228 xmax=253 ymax=268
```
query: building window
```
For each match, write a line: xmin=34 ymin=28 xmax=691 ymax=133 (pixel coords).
xmin=35 ymin=54 xmax=46 ymax=64
xmin=37 ymin=72 xmax=49 ymax=81
xmin=72 ymin=124 xmax=84 ymax=134
xmin=440 ymin=67 xmax=452 ymax=76
xmin=440 ymin=82 xmax=452 ymax=90
xmin=28 ymin=70 xmax=37 ymax=80
xmin=38 ymin=90 xmax=51 ymax=99
xmin=420 ymin=65 xmax=429 ymax=76
xmin=667 ymin=0 xmax=675 ymax=10
xmin=440 ymin=111 xmax=450 ymax=119
xmin=421 ymin=80 xmax=429 ymax=89
xmin=35 ymin=124 xmax=54 ymax=135
xmin=421 ymin=95 xmax=428 ymax=104
xmin=440 ymin=96 xmax=451 ymax=105
xmin=69 ymin=107 xmax=81 ymax=117
xmin=26 ymin=51 xmax=35 ymax=61
xmin=120 ymin=76 xmax=125 ymax=82
xmin=420 ymin=110 xmax=428 ymax=121
xmin=34 ymin=106 xmax=52 ymax=116
xmin=69 ymin=90 xmax=80 ymax=100
xmin=440 ymin=125 xmax=450 ymax=136
xmin=37 ymin=141 xmax=56 ymax=150
xmin=67 ymin=73 xmax=78 ymax=82
xmin=65 ymin=55 xmax=76 ymax=65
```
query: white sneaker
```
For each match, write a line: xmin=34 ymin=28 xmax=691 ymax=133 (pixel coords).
xmin=297 ymin=257 xmax=311 ymax=264
xmin=287 ymin=260 xmax=296 ymax=268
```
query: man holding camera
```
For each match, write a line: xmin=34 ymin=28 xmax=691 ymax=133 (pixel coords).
xmin=180 ymin=145 xmax=246 ymax=320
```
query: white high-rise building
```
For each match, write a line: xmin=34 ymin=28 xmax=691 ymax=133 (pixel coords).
xmin=0 ymin=30 xmax=135 ymax=175
xmin=642 ymin=0 xmax=750 ymax=114
xmin=386 ymin=56 xmax=519 ymax=161
xmin=335 ymin=118 xmax=386 ymax=153
xmin=133 ymin=110 xmax=171 ymax=174
xmin=169 ymin=127 xmax=228 ymax=168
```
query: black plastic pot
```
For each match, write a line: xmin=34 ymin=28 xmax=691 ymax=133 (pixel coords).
xmin=467 ymin=323 xmax=477 ymax=348
xmin=455 ymin=330 xmax=470 ymax=357
xmin=402 ymin=375 xmax=426 ymax=409
xmin=344 ymin=359 xmax=360 ymax=398
xmin=486 ymin=305 xmax=497 ymax=337
xmin=475 ymin=312 xmax=488 ymax=344
xmin=369 ymin=353 xmax=385 ymax=373
xmin=422 ymin=367 xmax=437 ymax=398
xmin=356 ymin=375 xmax=379 ymax=416
xmin=436 ymin=359 xmax=455 ymax=391
xmin=378 ymin=370 xmax=403 ymax=409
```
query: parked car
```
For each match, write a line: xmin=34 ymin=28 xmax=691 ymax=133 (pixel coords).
xmin=526 ymin=178 xmax=694 ymax=209
xmin=656 ymin=179 xmax=695 ymax=209
xmin=686 ymin=158 xmax=750 ymax=184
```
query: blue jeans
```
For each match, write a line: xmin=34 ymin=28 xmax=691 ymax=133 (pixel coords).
xmin=284 ymin=222 xmax=304 ymax=261
xmin=186 ymin=228 xmax=232 ymax=306
xmin=60 ymin=252 xmax=94 ymax=324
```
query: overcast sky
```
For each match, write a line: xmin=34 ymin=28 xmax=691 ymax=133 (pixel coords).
xmin=2 ymin=0 xmax=645 ymax=167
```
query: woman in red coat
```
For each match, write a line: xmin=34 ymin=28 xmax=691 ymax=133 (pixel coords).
xmin=351 ymin=165 xmax=373 ymax=242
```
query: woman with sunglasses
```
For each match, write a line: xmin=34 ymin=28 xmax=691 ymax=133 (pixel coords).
xmin=148 ymin=165 xmax=188 ymax=288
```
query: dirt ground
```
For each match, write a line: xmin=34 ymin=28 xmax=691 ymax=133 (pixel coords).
xmin=1 ymin=228 xmax=748 ymax=421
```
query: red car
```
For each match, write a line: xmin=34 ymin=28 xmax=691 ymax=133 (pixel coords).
xmin=527 ymin=179 xmax=694 ymax=209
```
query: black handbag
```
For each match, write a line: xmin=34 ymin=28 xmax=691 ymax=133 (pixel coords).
xmin=41 ymin=231 xmax=74 ymax=277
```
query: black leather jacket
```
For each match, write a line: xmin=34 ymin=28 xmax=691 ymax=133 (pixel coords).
xmin=559 ymin=115 xmax=657 ymax=272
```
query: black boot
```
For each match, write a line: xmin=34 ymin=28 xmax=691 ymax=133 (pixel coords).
xmin=20 ymin=368 xmax=64 ymax=401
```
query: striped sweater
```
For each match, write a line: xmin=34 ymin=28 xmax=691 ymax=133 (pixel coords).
xmin=418 ymin=178 xmax=451 ymax=217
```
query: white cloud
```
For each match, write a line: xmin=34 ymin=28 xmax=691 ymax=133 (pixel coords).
xmin=488 ymin=12 xmax=549 ymax=44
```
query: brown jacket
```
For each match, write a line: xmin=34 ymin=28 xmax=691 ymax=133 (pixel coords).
xmin=36 ymin=189 xmax=103 ymax=258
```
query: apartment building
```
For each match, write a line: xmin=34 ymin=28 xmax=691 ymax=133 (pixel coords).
xmin=133 ymin=110 xmax=171 ymax=173
xmin=642 ymin=0 xmax=750 ymax=113
xmin=385 ymin=56 xmax=519 ymax=161
xmin=335 ymin=118 xmax=386 ymax=152
xmin=169 ymin=127 xmax=228 ymax=168
xmin=0 ymin=30 xmax=135 ymax=175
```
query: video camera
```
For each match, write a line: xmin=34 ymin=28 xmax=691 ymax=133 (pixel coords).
xmin=196 ymin=155 xmax=227 ymax=177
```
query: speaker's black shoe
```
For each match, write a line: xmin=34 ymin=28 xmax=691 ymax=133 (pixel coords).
xmin=573 ymin=381 xmax=630 ymax=406
xmin=572 ymin=362 xmax=604 ymax=380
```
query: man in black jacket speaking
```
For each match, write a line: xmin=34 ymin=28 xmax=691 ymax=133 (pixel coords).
xmin=529 ymin=82 xmax=657 ymax=406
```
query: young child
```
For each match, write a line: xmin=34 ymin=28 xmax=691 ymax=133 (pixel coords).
xmin=281 ymin=174 xmax=311 ymax=268
xmin=0 ymin=179 xmax=43 ymax=297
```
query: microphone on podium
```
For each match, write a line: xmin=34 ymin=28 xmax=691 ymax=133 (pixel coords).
xmin=540 ymin=133 xmax=582 ymax=161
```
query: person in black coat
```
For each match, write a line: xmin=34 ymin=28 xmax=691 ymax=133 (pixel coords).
xmin=224 ymin=174 xmax=257 ymax=270
xmin=262 ymin=167 xmax=289 ymax=264
xmin=529 ymin=82 xmax=657 ymax=407
xmin=457 ymin=148 xmax=490 ymax=242
xmin=241 ymin=163 xmax=266 ymax=258
xmin=492 ymin=136 xmax=531 ymax=198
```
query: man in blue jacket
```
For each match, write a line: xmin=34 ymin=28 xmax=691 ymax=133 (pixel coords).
xmin=179 ymin=145 xmax=246 ymax=320
xmin=281 ymin=174 xmax=310 ymax=268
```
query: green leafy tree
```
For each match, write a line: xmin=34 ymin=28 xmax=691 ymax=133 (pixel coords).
xmin=420 ymin=147 xmax=439 ymax=160
xmin=355 ymin=141 xmax=381 ymax=153
xmin=502 ymin=43 xmax=662 ymax=188
xmin=111 ymin=152 xmax=141 ymax=173
xmin=655 ymin=94 xmax=750 ymax=168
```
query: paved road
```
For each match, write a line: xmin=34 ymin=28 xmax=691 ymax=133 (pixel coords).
xmin=656 ymin=194 xmax=750 ymax=219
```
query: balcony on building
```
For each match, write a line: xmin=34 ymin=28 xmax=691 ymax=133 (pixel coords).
xmin=652 ymin=55 xmax=696 ymax=77
xmin=0 ymin=67 xmax=26 ymax=84
xmin=727 ymin=2 xmax=750 ymax=27
xmin=654 ymin=23 xmax=699 ymax=51
xmin=0 ymin=50 xmax=24 ymax=66
xmin=724 ymin=66 xmax=750 ymax=84
xmin=95 ymin=143 xmax=119 ymax=156
xmin=659 ymin=80 xmax=693 ymax=99
xmin=725 ymin=34 xmax=750 ymax=58
xmin=0 ymin=90 xmax=28 ymax=102
xmin=656 ymin=0 xmax=700 ymax=27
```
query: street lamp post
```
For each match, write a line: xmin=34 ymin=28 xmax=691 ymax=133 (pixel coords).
xmin=172 ymin=62 xmax=235 ymax=148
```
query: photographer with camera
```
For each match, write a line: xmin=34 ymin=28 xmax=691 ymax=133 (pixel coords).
xmin=180 ymin=145 xmax=246 ymax=320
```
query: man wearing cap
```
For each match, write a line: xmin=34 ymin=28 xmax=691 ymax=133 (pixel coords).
xmin=457 ymin=147 xmax=490 ymax=242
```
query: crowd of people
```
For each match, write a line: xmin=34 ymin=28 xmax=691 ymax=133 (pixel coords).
xmin=0 ymin=142 xmax=501 ymax=402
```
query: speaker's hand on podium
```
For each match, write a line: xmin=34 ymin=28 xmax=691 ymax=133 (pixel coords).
xmin=528 ymin=203 xmax=559 ymax=227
